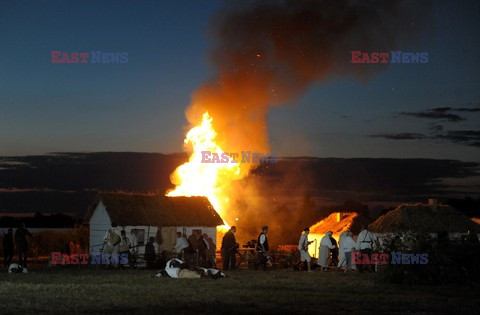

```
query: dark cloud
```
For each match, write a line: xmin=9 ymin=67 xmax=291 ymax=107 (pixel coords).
xmin=428 ymin=124 xmax=444 ymax=133
xmin=370 ymin=129 xmax=480 ymax=148
xmin=398 ymin=106 xmax=480 ymax=122
xmin=399 ymin=109 xmax=465 ymax=122
xmin=430 ymin=107 xmax=452 ymax=113
xmin=456 ymin=107 xmax=480 ymax=112
xmin=370 ymin=133 xmax=426 ymax=140
xmin=434 ymin=130 xmax=480 ymax=147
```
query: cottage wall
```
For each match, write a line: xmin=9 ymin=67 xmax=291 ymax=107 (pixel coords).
xmin=89 ymin=202 xmax=112 ymax=253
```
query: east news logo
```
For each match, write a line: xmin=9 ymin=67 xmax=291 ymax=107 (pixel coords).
xmin=353 ymin=252 xmax=429 ymax=265
xmin=51 ymin=51 xmax=128 ymax=63
xmin=351 ymin=51 xmax=428 ymax=64
xmin=50 ymin=252 xmax=129 ymax=265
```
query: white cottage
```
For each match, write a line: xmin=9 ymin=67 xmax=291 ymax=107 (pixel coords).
xmin=85 ymin=193 xmax=224 ymax=258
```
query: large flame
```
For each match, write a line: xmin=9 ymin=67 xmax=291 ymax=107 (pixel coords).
xmin=167 ymin=112 xmax=243 ymax=229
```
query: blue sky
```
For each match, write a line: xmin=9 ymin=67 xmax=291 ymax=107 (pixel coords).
xmin=0 ymin=0 xmax=479 ymax=162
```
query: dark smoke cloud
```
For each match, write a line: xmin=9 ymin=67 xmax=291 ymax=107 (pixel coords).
xmin=179 ymin=0 xmax=433 ymax=239
xmin=186 ymin=0 xmax=433 ymax=155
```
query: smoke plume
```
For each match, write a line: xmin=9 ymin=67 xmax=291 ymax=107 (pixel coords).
xmin=181 ymin=0 xmax=432 ymax=243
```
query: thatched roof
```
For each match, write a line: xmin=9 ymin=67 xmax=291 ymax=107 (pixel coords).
xmin=369 ymin=203 xmax=480 ymax=233
xmin=310 ymin=212 xmax=370 ymax=235
xmin=85 ymin=193 xmax=224 ymax=227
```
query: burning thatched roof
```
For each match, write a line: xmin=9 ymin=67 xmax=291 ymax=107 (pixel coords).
xmin=309 ymin=212 xmax=370 ymax=236
xmin=369 ymin=203 xmax=480 ymax=233
xmin=85 ymin=193 xmax=224 ymax=227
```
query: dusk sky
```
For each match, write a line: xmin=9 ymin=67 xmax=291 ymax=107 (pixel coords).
xmin=1 ymin=0 xmax=479 ymax=162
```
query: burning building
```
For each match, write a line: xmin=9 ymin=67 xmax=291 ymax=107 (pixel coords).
xmin=165 ymin=0 xmax=432 ymax=234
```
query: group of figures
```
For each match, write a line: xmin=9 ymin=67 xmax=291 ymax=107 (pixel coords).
xmin=298 ymin=225 xmax=378 ymax=272
xmin=219 ymin=224 xmax=379 ymax=273
xmin=174 ymin=231 xmax=216 ymax=267
xmin=3 ymin=223 xmax=33 ymax=271
xmin=220 ymin=225 xmax=273 ymax=271
xmin=102 ymin=227 xmax=217 ymax=269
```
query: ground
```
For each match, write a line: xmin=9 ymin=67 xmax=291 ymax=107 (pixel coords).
xmin=0 ymin=266 xmax=478 ymax=314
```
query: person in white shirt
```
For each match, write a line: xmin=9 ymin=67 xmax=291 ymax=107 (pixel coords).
xmin=103 ymin=226 xmax=121 ymax=268
xmin=155 ymin=259 xmax=224 ymax=279
xmin=164 ymin=258 xmax=200 ymax=278
xmin=175 ymin=232 xmax=190 ymax=259
xmin=341 ymin=231 xmax=357 ymax=272
xmin=356 ymin=226 xmax=377 ymax=272
xmin=298 ymin=228 xmax=313 ymax=272
xmin=337 ymin=231 xmax=349 ymax=268
xmin=318 ymin=231 xmax=336 ymax=271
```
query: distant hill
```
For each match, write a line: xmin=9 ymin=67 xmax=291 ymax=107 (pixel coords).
xmin=0 ymin=152 xmax=478 ymax=220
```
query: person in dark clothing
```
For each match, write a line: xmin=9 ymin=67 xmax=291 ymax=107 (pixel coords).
xmin=3 ymin=229 xmax=14 ymax=267
xmin=221 ymin=226 xmax=237 ymax=271
xmin=15 ymin=223 xmax=32 ymax=268
xmin=255 ymin=226 xmax=270 ymax=270
xmin=145 ymin=237 xmax=157 ymax=269
xmin=330 ymin=235 xmax=339 ymax=267
xmin=196 ymin=234 xmax=208 ymax=265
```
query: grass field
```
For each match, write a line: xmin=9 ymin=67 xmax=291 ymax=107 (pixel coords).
xmin=0 ymin=266 xmax=478 ymax=314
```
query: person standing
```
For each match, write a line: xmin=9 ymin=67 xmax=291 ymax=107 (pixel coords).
xmin=221 ymin=226 xmax=237 ymax=271
xmin=318 ymin=231 xmax=336 ymax=271
xmin=342 ymin=232 xmax=357 ymax=272
xmin=255 ymin=226 xmax=269 ymax=270
xmin=337 ymin=231 xmax=349 ymax=269
xmin=356 ymin=226 xmax=377 ymax=272
xmin=14 ymin=223 xmax=32 ymax=268
xmin=203 ymin=233 xmax=216 ymax=267
xmin=145 ymin=236 xmax=157 ymax=269
xmin=129 ymin=230 xmax=138 ymax=267
xmin=330 ymin=234 xmax=339 ymax=267
xmin=196 ymin=233 xmax=208 ymax=265
xmin=175 ymin=232 xmax=190 ymax=260
xmin=119 ymin=230 xmax=132 ymax=269
xmin=103 ymin=226 xmax=121 ymax=268
xmin=3 ymin=229 xmax=14 ymax=267
xmin=298 ymin=228 xmax=313 ymax=272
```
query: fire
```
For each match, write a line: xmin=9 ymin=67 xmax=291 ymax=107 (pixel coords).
xmin=167 ymin=111 xmax=242 ymax=229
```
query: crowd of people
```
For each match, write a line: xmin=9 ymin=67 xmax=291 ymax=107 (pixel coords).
xmin=220 ymin=224 xmax=380 ymax=273
xmin=100 ymin=226 xmax=217 ymax=269
xmin=2 ymin=222 xmax=381 ymax=273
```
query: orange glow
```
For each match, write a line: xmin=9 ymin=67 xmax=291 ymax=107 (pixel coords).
xmin=167 ymin=112 xmax=243 ymax=228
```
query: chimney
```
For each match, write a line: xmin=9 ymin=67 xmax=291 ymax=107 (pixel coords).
xmin=428 ymin=198 xmax=438 ymax=212
xmin=336 ymin=212 xmax=341 ymax=222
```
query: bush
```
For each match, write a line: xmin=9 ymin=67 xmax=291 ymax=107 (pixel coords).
xmin=379 ymin=231 xmax=480 ymax=285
